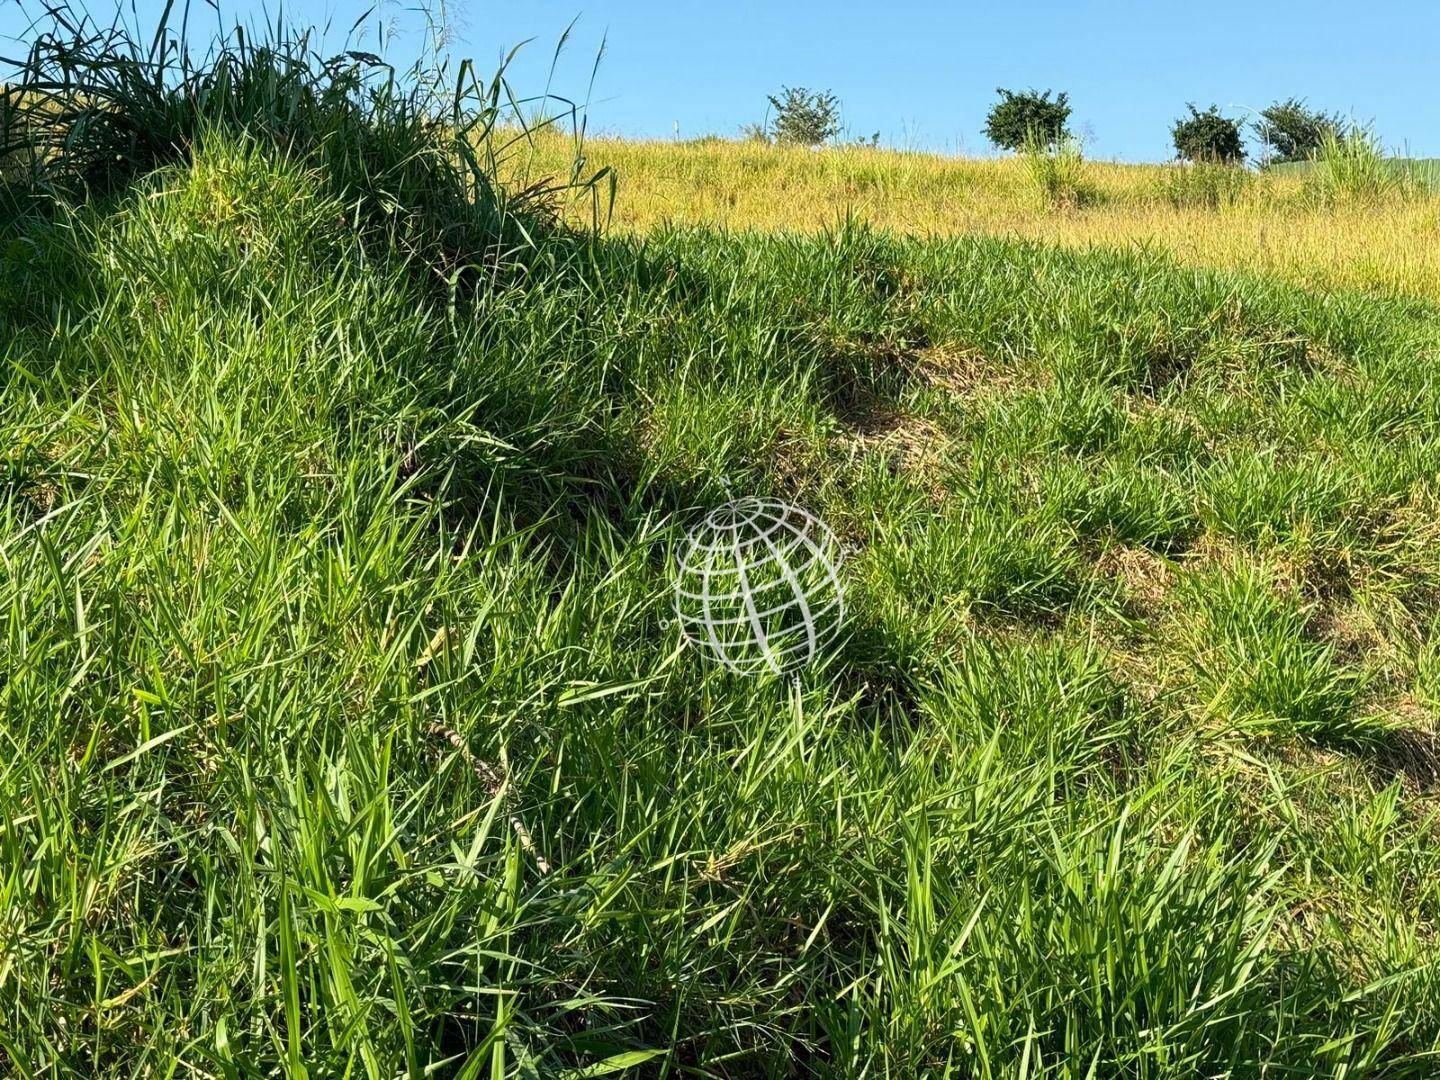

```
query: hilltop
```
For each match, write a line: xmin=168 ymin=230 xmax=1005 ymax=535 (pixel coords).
xmin=517 ymin=133 xmax=1440 ymax=299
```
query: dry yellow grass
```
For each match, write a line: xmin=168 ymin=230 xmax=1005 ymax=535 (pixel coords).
xmin=514 ymin=134 xmax=1440 ymax=299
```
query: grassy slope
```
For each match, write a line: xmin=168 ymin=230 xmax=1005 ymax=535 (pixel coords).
xmin=519 ymin=135 xmax=1440 ymax=301
xmin=5 ymin=132 xmax=1440 ymax=1075
xmin=1273 ymin=157 xmax=1440 ymax=187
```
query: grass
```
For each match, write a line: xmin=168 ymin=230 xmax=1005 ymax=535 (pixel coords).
xmin=1153 ymin=160 xmax=1253 ymax=210
xmin=516 ymin=134 xmax=1440 ymax=301
xmin=1274 ymin=154 xmax=1440 ymax=196
xmin=4 ymin=7 xmax=1440 ymax=1077
xmin=1301 ymin=128 xmax=1407 ymax=205
xmin=1019 ymin=131 xmax=1093 ymax=209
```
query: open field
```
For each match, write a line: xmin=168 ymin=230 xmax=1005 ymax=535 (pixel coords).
xmin=519 ymin=135 xmax=1440 ymax=300
xmin=5 ymin=18 xmax=1440 ymax=1078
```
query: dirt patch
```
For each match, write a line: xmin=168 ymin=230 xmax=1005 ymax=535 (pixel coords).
xmin=915 ymin=344 xmax=1026 ymax=399
xmin=828 ymin=343 xmax=1026 ymax=490
xmin=1096 ymin=544 xmax=1176 ymax=613
xmin=1335 ymin=695 xmax=1440 ymax=792
xmin=1310 ymin=600 xmax=1392 ymax=667
xmin=766 ymin=427 xmax=830 ymax=499
xmin=845 ymin=407 xmax=951 ymax=470
xmin=1373 ymin=720 xmax=1440 ymax=792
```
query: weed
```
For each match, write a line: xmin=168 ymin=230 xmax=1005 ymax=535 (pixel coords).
xmin=1305 ymin=126 xmax=1404 ymax=204
xmin=1020 ymin=128 xmax=1094 ymax=208
xmin=1154 ymin=160 xmax=1253 ymax=209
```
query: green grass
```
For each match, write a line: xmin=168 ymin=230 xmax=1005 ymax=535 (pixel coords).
xmin=1272 ymin=152 xmax=1440 ymax=197
xmin=1019 ymin=131 xmax=1095 ymax=209
xmin=1153 ymin=161 xmax=1254 ymax=209
xmin=5 ymin=9 xmax=1440 ymax=1078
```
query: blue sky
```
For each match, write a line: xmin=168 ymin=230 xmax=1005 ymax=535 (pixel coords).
xmin=5 ymin=1 xmax=1438 ymax=161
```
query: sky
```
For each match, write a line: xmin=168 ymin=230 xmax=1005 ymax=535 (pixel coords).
xmin=4 ymin=1 xmax=1439 ymax=161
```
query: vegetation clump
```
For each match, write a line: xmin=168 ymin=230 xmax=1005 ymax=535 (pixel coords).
xmin=985 ymin=86 xmax=1072 ymax=150
xmin=1154 ymin=159 xmax=1253 ymax=209
xmin=0 ymin=6 xmax=607 ymax=278
xmin=767 ymin=85 xmax=842 ymax=146
xmin=1255 ymin=97 xmax=1345 ymax=164
xmin=1020 ymin=128 xmax=1094 ymax=207
xmin=1305 ymin=126 xmax=1403 ymax=203
xmin=1172 ymin=103 xmax=1246 ymax=163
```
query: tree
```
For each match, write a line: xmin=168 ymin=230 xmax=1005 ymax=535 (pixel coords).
xmin=984 ymin=88 xmax=1071 ymax=151
xmin=1254 ymin=98 xmax=1344 ymax=164
xmin=1171 ymin=104 xmax=1245 ymax=164
xmin=767 ymin=87 xmax=841 ymax=146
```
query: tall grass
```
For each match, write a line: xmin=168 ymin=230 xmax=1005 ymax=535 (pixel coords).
xmin=1153 ymin=160 xmax=1253 ymax=209
xmin=1304 ymin=127 xmax=1402 ymax=204
xmin=0 ymin=1 xmax=609 ymax=276
xmin=1019 ymin=128 xmax=1093 ymax=208
xmin=512 ymin=133 xmax=1440 ymax=300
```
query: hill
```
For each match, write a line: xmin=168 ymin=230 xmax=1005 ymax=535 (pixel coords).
xmin=4 ymin=17 xmax=1440 ymax=1077
xmin=518 ymin=134 xmax=1440 ymax=300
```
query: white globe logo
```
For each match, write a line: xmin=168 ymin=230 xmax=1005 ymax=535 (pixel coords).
xmin=674 ymin=496 xmax=845 ymax=676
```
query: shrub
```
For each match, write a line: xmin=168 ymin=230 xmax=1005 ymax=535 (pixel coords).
xmin=985 ymin=88 xmax=1071 ymax=151
xmin=1171 ymin=104 xmax=1245 ymax=164
xmin=1255 ymin=98 xmax=1344 ymax=164
xmin=1020 ymin=129 xmax=1093 ymax=208
xmin=767 ymin=87 xmax=841 ymax=146
xmin=1304 ymin=126 xmax=1401 ymax=203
